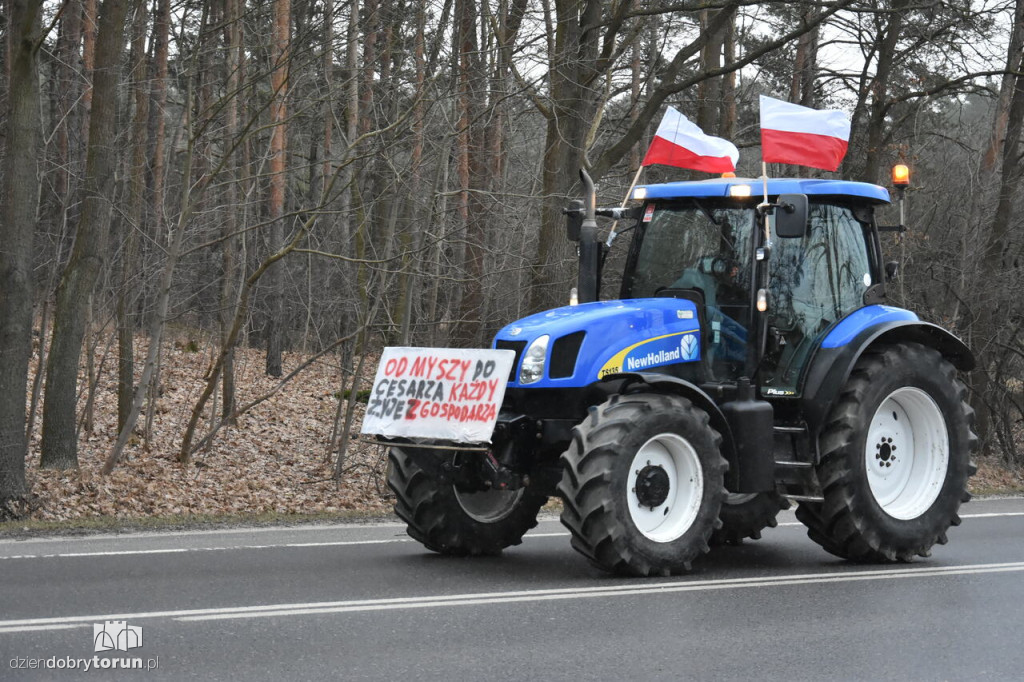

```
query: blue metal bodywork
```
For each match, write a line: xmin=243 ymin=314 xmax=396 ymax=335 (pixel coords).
xmin=638 ymin=177 xmax=891 ymax=203
xmin=820 ymin=305 xmax=918 ymax=348
xmin=494 ymin=300 xmax=920 ymax=392
xmin=494 ymin=299 xmax=702 ymax=388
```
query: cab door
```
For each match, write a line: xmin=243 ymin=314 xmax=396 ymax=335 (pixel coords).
xmin=760 ymin=202 xmax=876 ymax=396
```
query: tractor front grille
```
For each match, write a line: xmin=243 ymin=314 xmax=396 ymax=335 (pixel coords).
xmin=549 ymin=331 xmax=586 ymax=379
xmin=495 ymin=340 xmax=527 ymax=381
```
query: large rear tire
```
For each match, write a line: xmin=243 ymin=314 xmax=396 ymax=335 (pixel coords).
xmin=558 ymin=393 xmax=727 ymax=576
xmin=710 ymin=492 xmax=791 ymax=546
xmin=801 ymin=343 xmax=977 ymax=562
xmin=388 ymin=448 xmax=548 ymax=556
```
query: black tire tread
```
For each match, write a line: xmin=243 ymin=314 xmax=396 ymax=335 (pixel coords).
xmin=558 ymin=393 xmax=728 ymax=576
xmin=803 ymin=342 xmax=977 ymax=562
xmin=388 ymin=448 xmax=547 ymax=556
xmin=710 ymin=492 xmax=792 ymax=546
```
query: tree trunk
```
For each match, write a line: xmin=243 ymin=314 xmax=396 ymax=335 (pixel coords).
xmin=986 ymin=10 xmax=1024 ymax=267
xmin=52 ymin=0 xmax=84 ymax=216
xmin=0 ymin=0 xmax=44 ymax=508
xmin=719 ymin=9 xmax=737 ymax=139
xmin=981 ymin=0 xmax=1024 ymax=174
xmin=528 ymin=0 xmax=603 ymax=314
xmin=399 ymin=1 xmax=426 ymax=345
xmin=980 ymin=44 xmax=1024 ymax=317
xmin=452 ymin=0 xmax=487 ymax=347
xmin=696 ymin=9 xmax=727 ymax=137
xmin=149 ymin=0 xmax=170 ymax=256
xmin=265 ymin=0 xmax=291 ymax=378
xmin=333 ymin=0 xmax=359 ymax=348
xmin=117 ymin=0 xmax=149 ymax=433
xmin=81 ymin=0 xmax=97 ymax=140
xmin=220 ymin=0 xmax=243 ymax=422
xmin=40 ymin=0 xmax=132 ymax=470
xmin=789 ymin=3 xmax=820 ymax=107
xmin=854 ymin=0 xmax=908 ymax=184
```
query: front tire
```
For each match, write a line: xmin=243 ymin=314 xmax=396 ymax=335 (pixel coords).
xmin=802 ymin=343 xmax=977 ymax=562
xmin=558 ymin=393 xmax=727 ymax=576
xmin=388 ymin=448 xmax=548 ymax=556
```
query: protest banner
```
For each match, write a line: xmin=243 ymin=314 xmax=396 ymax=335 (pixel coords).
xmin=360 ymin=347 xmax=515 ymax=443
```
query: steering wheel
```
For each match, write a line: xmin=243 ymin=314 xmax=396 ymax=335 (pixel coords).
xmin=698 ymin=256 xmax=740 ymax=281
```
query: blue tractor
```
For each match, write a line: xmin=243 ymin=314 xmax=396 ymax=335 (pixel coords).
xmin=386 ymin=170 xmax=977 ymax=576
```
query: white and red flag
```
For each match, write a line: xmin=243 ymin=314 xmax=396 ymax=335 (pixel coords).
xmin=641 ymin=107 xmax=739 ymax=173
xmin=759 ymin=95 xmax=851 ymax=171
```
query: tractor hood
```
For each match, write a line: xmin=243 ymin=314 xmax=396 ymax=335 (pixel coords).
xmin=493 ymin=299 xmax=702 ymax=388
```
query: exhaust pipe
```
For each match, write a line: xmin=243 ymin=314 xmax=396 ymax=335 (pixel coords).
xmin=577 ymin=169 xmax=600 ymax=304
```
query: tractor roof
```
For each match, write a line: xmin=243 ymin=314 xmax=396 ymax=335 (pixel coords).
xmin=638 ymin=177 xmax=891 ymax=204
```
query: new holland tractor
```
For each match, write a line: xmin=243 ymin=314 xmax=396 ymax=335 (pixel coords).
xmin=381 ymin=168 xmax=977 ymax=577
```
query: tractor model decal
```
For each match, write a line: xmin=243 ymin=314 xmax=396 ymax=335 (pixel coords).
xmin=598 ymin=330 xmax=700 ymax=379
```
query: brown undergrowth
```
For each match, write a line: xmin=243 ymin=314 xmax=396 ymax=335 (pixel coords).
xmin=12 ymin=329 xmax=1024 ymax=528
xmin=21 ymin=330 xmax=391 ymax=524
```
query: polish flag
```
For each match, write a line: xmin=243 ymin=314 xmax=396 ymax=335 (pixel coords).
xmin=641 ymin=107 xmax=739 ymax=173
xmin=759 ymin=95 xmax=851 ymax=172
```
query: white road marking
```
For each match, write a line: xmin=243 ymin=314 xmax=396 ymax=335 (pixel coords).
xmin=0 ymin=511 xmax=1020 ymax=561
xmin=775 ymin=511 xmax=1024 ymax=527
xmin=1 ymin=561 xmax=1022 ymax=633
xmin=0 ymin=538 xmax=412 ymax=560
xmin=0 ymin=520 xmax=409 ymax=546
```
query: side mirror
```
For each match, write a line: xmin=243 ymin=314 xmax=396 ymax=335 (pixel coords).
xmin=774 ymin=193 xmax=809 ymax=238
xmin=564 ymin=199 xmax=584 ymax=242
xmin=885 ymin=261 xmax=899 ymax=282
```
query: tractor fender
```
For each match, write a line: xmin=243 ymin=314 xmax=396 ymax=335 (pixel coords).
xmin=603 ymin=372 xmax=746 ymax=491
xmin=800 ymin=320 xmax=974 ymax=439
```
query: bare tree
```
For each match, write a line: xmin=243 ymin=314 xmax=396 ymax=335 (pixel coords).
xmin=40 ymin=0 xmax=133 ymax=470
xmin=264 ymin=0 xmax=291 ymax=378
xmin=116 ymin=0 xmax=149 ymax=433
xmin=219 ymin=0 xmax=245 ymax=422
xmin=0 ymin=0 xmax=44 ymax=509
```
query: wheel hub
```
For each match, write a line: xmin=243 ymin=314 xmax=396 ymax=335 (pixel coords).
xmin=874 ymin=436 xmax=898 ymax=469
xmin=626 ymin=433 xmax=704 ymax=544
xmin=634 ymin=464 xmax=671 ymax=509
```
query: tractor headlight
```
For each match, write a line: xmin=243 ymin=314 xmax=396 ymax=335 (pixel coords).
xmin=519 ymin=335 xmax=550 ymax=385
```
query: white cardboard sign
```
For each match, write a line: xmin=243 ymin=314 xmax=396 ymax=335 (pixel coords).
xmin=360 ymin=347 xmax=515 ymax=443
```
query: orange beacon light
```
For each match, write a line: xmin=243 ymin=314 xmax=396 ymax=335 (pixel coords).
xmin=892 ymin=164 xmax=910 ymax=187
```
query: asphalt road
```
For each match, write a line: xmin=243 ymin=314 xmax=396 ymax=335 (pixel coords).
xmin=2 ymin=497 xmax=1023 ymax=681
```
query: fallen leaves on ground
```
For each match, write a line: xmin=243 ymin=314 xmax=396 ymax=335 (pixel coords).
xmin=24 ymin=333 xmax=392 ymax=523
xmin=18 ymin=330 xmax=1024 ymax=525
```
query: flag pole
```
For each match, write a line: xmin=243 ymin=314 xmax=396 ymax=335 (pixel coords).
xmin=760 ymin=160 xmax=771 ymax=243
xmin=606 ymin=165 xmax=644 ymax=247
xmin=622 ymin=164 xmax=645 ymax=207
xmin=761 ymin=161 xmax=769 ymax=206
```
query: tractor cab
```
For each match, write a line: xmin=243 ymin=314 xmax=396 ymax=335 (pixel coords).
xmin=618 ymin=177 xmax=891 ymax=397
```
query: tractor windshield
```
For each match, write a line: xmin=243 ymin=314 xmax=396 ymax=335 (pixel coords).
xmin=622 ymin=201 xmax=756 ymax=379
xmin=623 ymin=201 xmax=756 ymax=301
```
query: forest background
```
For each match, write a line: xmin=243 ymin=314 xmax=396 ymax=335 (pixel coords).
xmin=1 ymin=0 xmax=1023 ymax=524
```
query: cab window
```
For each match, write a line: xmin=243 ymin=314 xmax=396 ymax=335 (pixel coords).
xmin=762 ymin=203 xmax=873 ymax=393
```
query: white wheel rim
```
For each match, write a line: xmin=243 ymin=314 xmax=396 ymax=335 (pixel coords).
xmin=455 ymin=487 xmax=524 ymax=523
xmin=452 ymin=450 xmax=524 ymax=523
xmin=627 ymin=433 xmax=703 ymax=543
xmin=865 ymin=387 xmax=949 ymax=520
xmin=723 ymin=493 xmax=757 ymax=506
